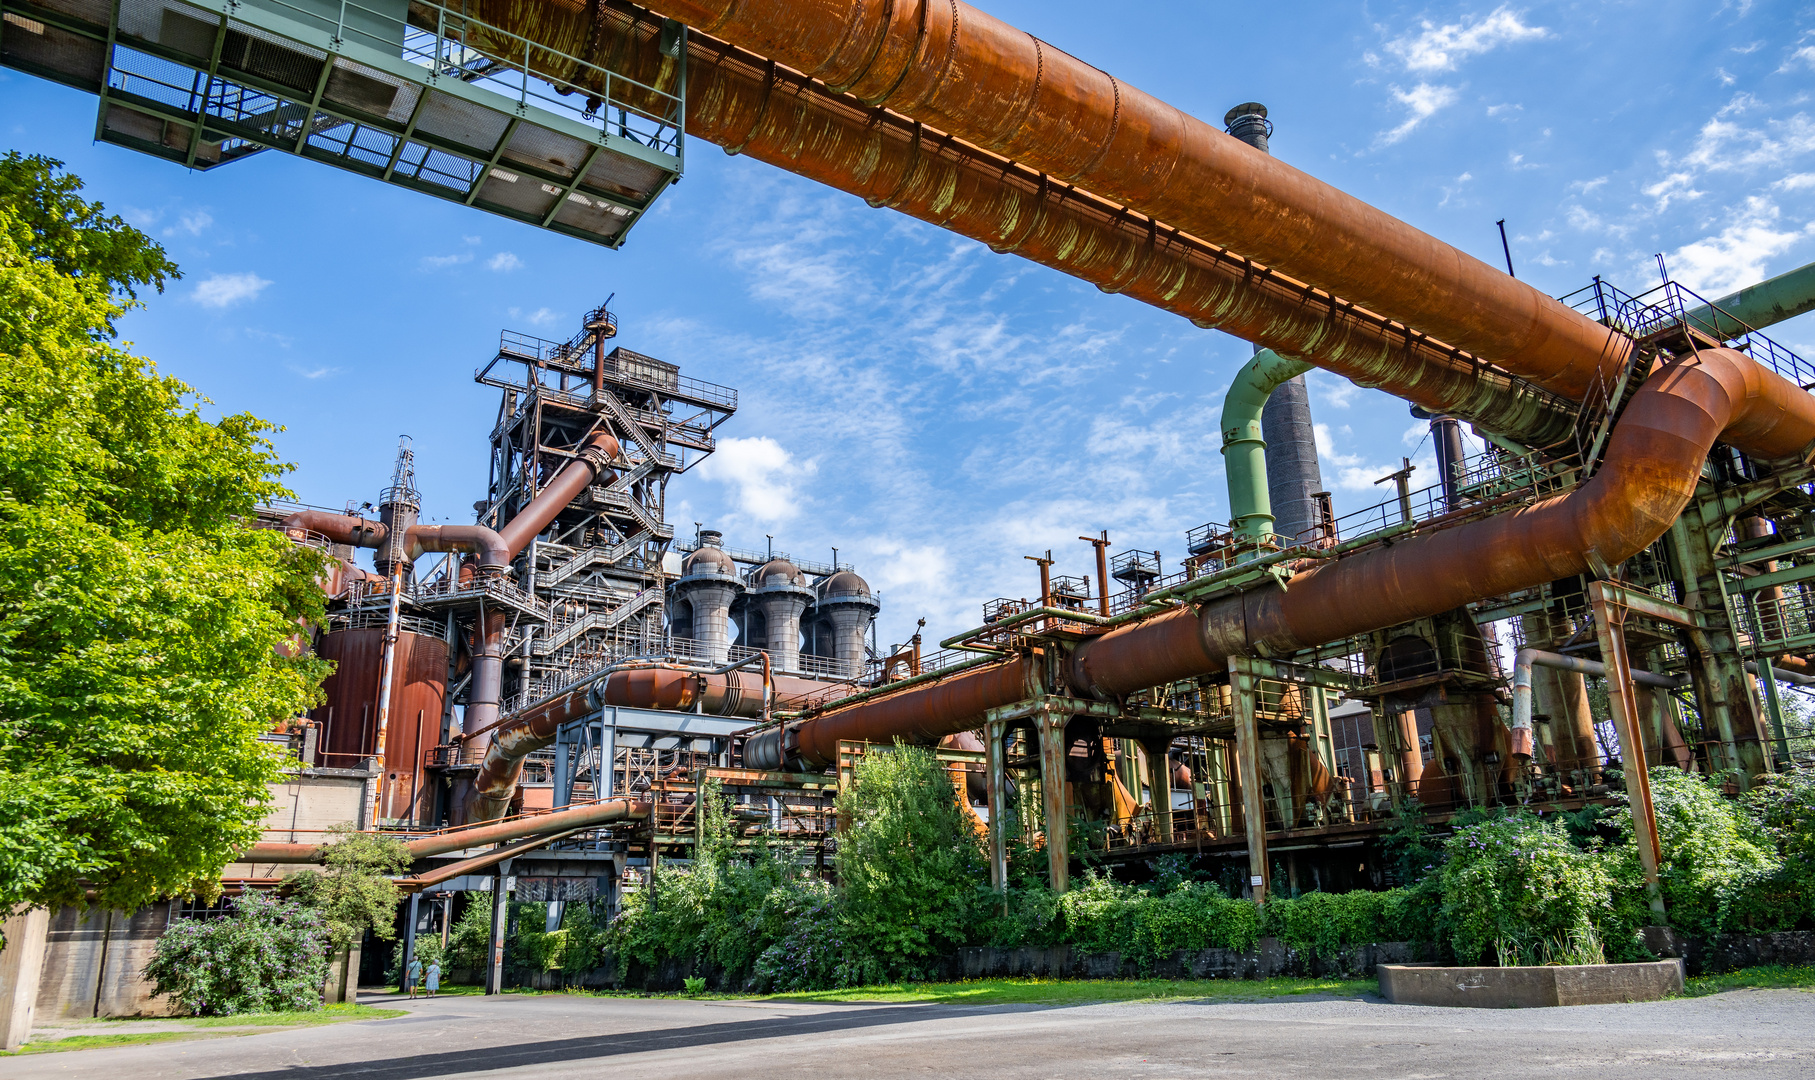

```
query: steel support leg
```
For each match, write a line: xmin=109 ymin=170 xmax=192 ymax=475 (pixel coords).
xmin=399 ymin=892 xmax=420 ymax=994
xmin=986 ymin=718 xmax=1008 ymax=892
xmin=485 ymin=859 xmax=513 ymax=994
xmin=1231 ymin=659 xmax=1270 ymax=903
xmin=1588 ymin=583 xmax=1667 ymax=918
xmin=1036 ymin=708 xmax=1070 ymax=893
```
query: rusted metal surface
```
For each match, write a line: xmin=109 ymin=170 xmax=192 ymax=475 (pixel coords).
xmin=756 ymin=348 xmax=1815 ymax=760
xmin=746 ymin=655 xmax=1034 ymax=769
xmin=282 ymin=510 xmax=386 ymax=548
xmin=423 ymin=2 xmax=1575 ymax=447
xmin=243 ymin=797 xmax=650 ymax=864
xmin=496 ymin=431 xmax=619 ymax=557
xmin=638 ymin=0 xmax=1630 ymax=404
xmin=407 ymin=524 xmax=510 ymax=570
xmin=1072 ymin=347 xmax=1815 ymax=697
xmin=310 ymin=629 xmax=448 ymax=824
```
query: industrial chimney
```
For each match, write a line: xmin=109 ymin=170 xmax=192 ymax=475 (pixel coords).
xmin=1225 ymin=102 xmax=1326 ymax=545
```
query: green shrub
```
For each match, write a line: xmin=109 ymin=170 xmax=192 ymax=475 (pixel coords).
xmin=1435 ymin=810 xmax=1619 ymax=965
xmin=446 ymin=899 xmax=492 ymax=972
xmin=1261 ymin=888 xmax=1421 ymax=957
xmin=144 ymin=891 xmax=330 ymax=1015
xmin=835 ymin=743 xmax=985 ymax=973
xmin=1642 ymin=769 xmax=1784 ymax=939
xmin=1054 ymin=874 xmax=1260 ymax=968
xmin=283 ymin=826 xmax=411 ymax=951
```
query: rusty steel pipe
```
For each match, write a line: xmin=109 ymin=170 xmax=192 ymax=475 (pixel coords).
xmin=496 ymin=432 xmax=620 ymax=557
xmin=755 ymin=348 xmax=1815 ymax=763
xmin=282 ymin=510 xmax=387 ymax=548
xmin=239 ymin=797 xmax=650 ymax=863
xmin=639 ymin=0 xmax=1630 ymax=403
xmin=424 ymin=3 xmax=1576 ymax=447
xmin=465 ymin=663 xmax=839 ymax=820
xmin=406 ymin=524 xmax=510 ymax=571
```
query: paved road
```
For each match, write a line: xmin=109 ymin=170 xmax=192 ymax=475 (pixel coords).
xmin=11 ymin=987 xmax=1812 ymax=1078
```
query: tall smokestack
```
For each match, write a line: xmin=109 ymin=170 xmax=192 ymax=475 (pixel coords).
xmin=1225 ymin=102 xmax=1325 ymax=544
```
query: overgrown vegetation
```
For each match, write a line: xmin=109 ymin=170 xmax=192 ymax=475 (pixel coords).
xmin=474 ymin=756 xmax=1815 ymax=992
xmin=0 ymin=154 xmax=329 ymax=925
xmin=285 ymin=826 xmax=411 ymax=951
xmin=143 ymin=892 xmax=331 ymax=1015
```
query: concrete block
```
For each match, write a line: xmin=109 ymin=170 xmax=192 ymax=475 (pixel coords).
xmin=1378 ymin=960 xmax=1684 ymax=1008
xmin=1 ymin=908 xmax=50 ymax=1051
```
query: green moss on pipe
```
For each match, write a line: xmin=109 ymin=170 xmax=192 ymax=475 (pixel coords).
xmin=1221 ymin=349 xmax=1313 ymax=545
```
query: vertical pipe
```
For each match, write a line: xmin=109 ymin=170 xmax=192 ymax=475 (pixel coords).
xmin=1432 ymin=417 xmax=1466 ymax=510
xmin=485 ymin=860 xmax=511 ymax=994
xmin=369 ymin=568 xmax=405 ymax=827
xmin=400 ymin=893 xmax=420 ymax=993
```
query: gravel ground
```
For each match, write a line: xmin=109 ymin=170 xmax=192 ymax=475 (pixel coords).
xmin=8 ymin=986 xmax=1811 ymax=1078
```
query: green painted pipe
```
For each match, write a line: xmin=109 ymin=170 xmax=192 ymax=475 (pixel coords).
xmin=1221 ymin=349 xmax=1313 ymax=545
xmin=1684 ymin=260 xmax=1815 ymax=339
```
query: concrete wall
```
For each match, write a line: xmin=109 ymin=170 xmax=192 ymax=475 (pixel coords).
xmin=0 ymin=908 xmax=49 ymax=1050
xmin=35 ymin=902 xmax=181 ymax=1019
xmin=224 ymin=767 xmax=373 ymax=878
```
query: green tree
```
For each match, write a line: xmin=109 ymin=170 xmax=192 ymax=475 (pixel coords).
xmin=0 ymin=154 xmax=329 ymax=923
xmin=284 ymin=827 xmax=411 ymax=950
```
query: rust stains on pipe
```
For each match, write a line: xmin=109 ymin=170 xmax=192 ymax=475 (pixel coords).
xmin=1072 ymin=347 xmax=1815 ymax=697
xmin=425 ymin=3 xmax=1575 ymax=447
xmin=496 ymin=432 xmax=619 ymax=558
xmin=638 ymin=0 xmax=1629 ymax=404
xmin=282 ymin=510 xmax=387 ymax=548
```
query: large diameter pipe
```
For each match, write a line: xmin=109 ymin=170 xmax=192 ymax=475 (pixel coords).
xmin=1685 ymin=260 xmax=1815 ymax=340
xmin=638 ymin=0 xmax=1629 ymax=403
xmin=1071 ymin=347 xmax=1815 ymax=698
xmin=282 ymin=511 xmax=386 ymax=548
xmin=407 ymin=524 xmax=510 ymax=571
xmin=240 ymin=797 xmax=650 ymax=863
xmin=772 ymin=348 xmax=1815 ymax=763
xmin=496 ymin=432 xmax=619 ymax=557
xmin=743 ymin=656 xmax=1033 ymax=770
xmin=433 ymin=5 xmax=1576 ymax=448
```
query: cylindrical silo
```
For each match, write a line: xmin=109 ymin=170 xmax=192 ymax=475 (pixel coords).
xmin=310 ymin=627 xmax=449 ymax=826
xmin=749 ymin=557 xmax=814 ymax=672
xmin=670 ymin=530 xmax=743 ymax=663
xmin=813 ymin=570 xmax=880 ymax=678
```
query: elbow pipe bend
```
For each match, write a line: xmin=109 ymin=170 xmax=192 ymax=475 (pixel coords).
xmin=1221 ymin=349 xmax=1315 ymax=542
xmin=406 ymin=524 xmax=511 ymax=573
xmin=494 ymin=432 xmax=620 ymax=558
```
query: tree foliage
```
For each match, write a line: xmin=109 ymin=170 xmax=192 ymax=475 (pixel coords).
xmin=284 ymin=827 xmax=410 ymax=950
xmin=0 ymin=154 xmax=329 ymax=921
xmin=1435 ymin=810 xmax=1620 ymax=965
xmin=143 ymin=891 xmax=330 ymax=1015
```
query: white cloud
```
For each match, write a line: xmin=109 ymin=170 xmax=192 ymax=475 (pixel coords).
xmin=1486 ymin=103 xmax=1522 ymax=117
xmin=1778 ymin=173 xmax=1815 ymax=190
xmin=1781 ymin=45 xmax=1815 ymax=73
xmin=487 ymin=252 xmax=523 ymax=272
xmin=1380 ymin=82 xmax=1460 ymax=145
xmin=192 ymin=272 xmax=271 ymax=309
xmin=1316 ymin=422 xmax=1437 ymax=494
xmin=1385 ymin=6 xmax=1549 ymax=73
xmin=1668 ymin=196 xmax=1813 ymax=295
xmin=419 ymin=252 xmax=474 ymax=270
xmin=1642 ymin=171 xmax=1704 ymax=212
xmin=164 ymin=209 xmax=212 ymax=237
xmin=695 ymin=436 xmax=813 ymax=524
xmin=287 ymin=364 xmax=337 ymax=379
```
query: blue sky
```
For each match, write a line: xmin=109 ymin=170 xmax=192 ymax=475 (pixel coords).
xmin=5 ymin=0 xmax=1815 ymax=650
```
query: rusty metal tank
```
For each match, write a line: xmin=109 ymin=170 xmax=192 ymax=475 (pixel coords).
xmin=310 ymin=628 xmax=448 ymax=826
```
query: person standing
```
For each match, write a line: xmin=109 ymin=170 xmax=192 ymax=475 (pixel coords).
xmin=425 ymin=959 xmax=442 ymax=999
xmin=405 ymin=955 xmax=423 ymax=999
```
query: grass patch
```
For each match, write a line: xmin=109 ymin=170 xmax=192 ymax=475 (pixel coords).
xmin=2 ymin=1003 xmax=405 ymax=1056
xmin=1681 ymin=965 xmax=1815 ymax=998
xmin=762 ymin=976 xmax=1375 ymax=1006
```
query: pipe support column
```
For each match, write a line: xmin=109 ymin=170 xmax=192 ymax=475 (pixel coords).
xmin=1588 ymin=583 xmax=1667 ymax=918
xmin=1036 ymin=707 xmax=1071 ymax=893
xmin=1230 ymin=659 xmax=1270 ymax=903
xmin=986 ymin=718 xmax=1009 ymax=892
xmin=1140 ymin=736 xmax=1176 ymax=845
